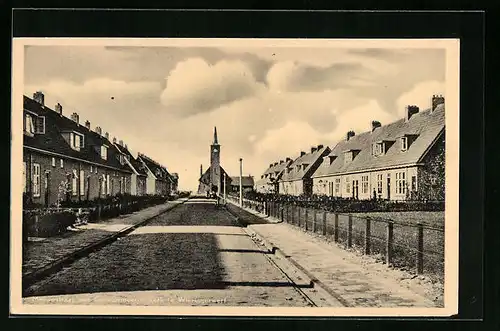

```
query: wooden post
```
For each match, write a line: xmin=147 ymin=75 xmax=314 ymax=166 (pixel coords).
xmin=322 ymin=211 xmax=327 ymax=235
xmin=305 ymin=208 xmax=308 ymax=231
xmin=347 ymin=215 xmax=353 ymax=248
xmin=364 ymin=217 xmax=371 ymax=255
xmin=334 ymin=213 xmax=339 ymax=242
xmin=416 ymin=223 xmax=424 ymax=274
xmin=386 ymin=221 xmax=394 ymax=265
xmin=312 ymin=210 xmax=317 ymax=233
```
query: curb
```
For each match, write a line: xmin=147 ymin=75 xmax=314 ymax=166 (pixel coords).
xmin=246 ymin=225 xmax=352 ymax=307
xmin=22 ymin=198 xmax=189 ymax=294
xmin=225 ymin=199 xmax=282 ymax=224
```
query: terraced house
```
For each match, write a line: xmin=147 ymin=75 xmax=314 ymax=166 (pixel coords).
xmin=311 ymin=95 xmax=445 ymax=201
xmin=255 ymin=158 xmax=293 ymax=194
xmin=136 ymin=153 xmax=173 ymax=196
xmin=23 ymin=92 xmax=175 ymax=207
xmin=278 ymin=145 xmax=331 ymax=196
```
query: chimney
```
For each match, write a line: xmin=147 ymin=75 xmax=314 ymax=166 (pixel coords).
xmin=200 ymin=164 xmax=203 ymax=177
xmin=346 ymin=131 xmax=355 ymax=141
xmin=269 ymin=163 xmax=273 ymax=168
xmin=84 ymin=120 xmax=90 ymax=130
xmin=286 ymin=157 xmax=292 ymax=162
xmin=55 ymin=103 xmax=62 ymax=115
xmin=371 ymin=120 xmax=381 ymax=132
xmin=113 ymin=137 xmax=117 ymax=144
xmin=279 ymin=160 xmax=284 ymax=164
xmin=311 ymin=146 xmax=317 ymax=153
xmin=33 ymin=91 xmax=45 ymax=105
xmin=431 ymin=94 xmax=445 ymax=112
xmin=405 ymin=105 xmax=419 ymax=121
xmin=119 ymin=140 xmax=123 ymax=146
xmin=95 ymin=126 xmax=102 ymax=136
xmin=274 ymin=162 xmax=279 ymax=166
xmin=70 ymin=112 xmax=79 ymax=124
xmin=125 ymin=144 xmax=128 ymax=150
xmin=317 ymin=144 xmax=324 ymax=150
xmin=105 ymin=132 xmax=109 ymax=140
xmin=300 ymin=151 xmax=306 ymax=157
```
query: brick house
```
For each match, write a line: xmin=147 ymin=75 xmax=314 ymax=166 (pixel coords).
xmin=113 ymin=141 xmax=148 ymax=196
xmin=137 ymin=154 xmax=171 ymax=196
xmin=23 ymin=92 xmax=133 ymax=207
xmin=311 ymin=95 xmax=445 ymax=201
xmin=278 ymin=145 xmax=331 ymax=196
xmin=230 ymin=176 xmax=255 ymax=193
xmin=255 ymin=158 xmax=293 ymax=194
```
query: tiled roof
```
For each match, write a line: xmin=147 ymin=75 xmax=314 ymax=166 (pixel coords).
xmin=114 ymin=143 xmax=148 ymax=176
xmin=263 ymin=160 xmax=292 ymax=176
xmin=138 ymin=154 xmax=170 ymax=181
xmin=280 ymin=146 xmax=331 ymax=181
xmin=230 ymin=176 xmax=254 ymax=187
xmin=23 ymin=96 xmax=132 ymax=173
xmin=312 ymin=105 xmax=445 ymax=178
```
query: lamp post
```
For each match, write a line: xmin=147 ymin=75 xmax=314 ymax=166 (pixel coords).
xmin=239 ymin=158 xmax=243 ymax=207
xmin=223 ymin=173 xmax=227 ymax=204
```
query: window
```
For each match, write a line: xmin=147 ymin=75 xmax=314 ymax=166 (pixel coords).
xmin=51 ymin=157 xmax=56 ymax=167
xmin=90 ymin=165 xmax=93 ymax=173
xmin=100 ymin=175 xmax=106 ymax=195
xmin=23 ymin=162 xmax=27 ymax=193
xmin=101 ymin=145 xmax=108 ymax=160
xmin=24 ymin=114 xmax=35 ymax=135
xmin=335 ymin=178 xmax=341 ymax=195
xmin=361 ymin=175 xmax=369 ymax=194
xmin=401 ymin=137 xmax=408 ymax=151
xmin=377 ymin=174 xmax=383 ymax=194
xmin=36 ymin=116 xmax=45 ymax=134
xmin=345 ymin=176 xmax=351 ymax=194
xmin=411 ymin=175 xmax=417 ymax=192
xmin=344 ymin=152 xmax=353 ymax=165
xmin=60 ymin=159 xmax=64 ymax=168
xmin=396 ymin=172 xmax=407 ymax=195
xmin=80 ymin=170 xmax=85 ymax=196
xmin=72 ymin=170 xmax=78 ymax=196
xmin=32 ymin=163 xmax=40 ymax=197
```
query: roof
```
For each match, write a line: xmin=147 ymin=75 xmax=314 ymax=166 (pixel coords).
xmin=280 ymin=146 xmax=331 ymax=182
xmin=263 ymin=159 xmax=293 ymax=176
xmin=198 ymin=166 xmax=230 ymax=186
xmin=23 ymin=95 xmax=132 ymax=173
xmin=230 ymin=176 xmax=254 ymax=187
xmin=312 ymin=105 xmax=445 ymax=178
xmin=138 ymin=154 xmax=171 ymax=181
xmin=114 ymin=143 xmax=148 ymax=177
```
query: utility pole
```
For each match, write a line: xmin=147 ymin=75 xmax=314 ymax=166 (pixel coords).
xmin=239 ymin=158 xmax=243 ymax=207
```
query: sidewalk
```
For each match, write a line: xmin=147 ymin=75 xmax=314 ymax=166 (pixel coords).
xmin=248 ymin=221 xmax=441 ymax=308
xmin=22 ymin=198 xmax=188 ymax=278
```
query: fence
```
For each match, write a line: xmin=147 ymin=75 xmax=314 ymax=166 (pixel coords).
xmin=230 ymin=195 xmax=444 ymax=281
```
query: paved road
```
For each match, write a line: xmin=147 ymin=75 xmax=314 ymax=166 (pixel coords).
xmin=23 ymin=199 xmax=328 ymax=307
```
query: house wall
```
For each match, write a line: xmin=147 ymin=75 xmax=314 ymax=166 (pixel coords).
xmin=23 ymin=149 xmax=132 ymax=207
xmin=131 ymin=174 xmax=137 ymax=195
xmin=279 ymin=180 xmax=304 ymax=196
xmin=312 ymin=165 xmax=420 ymax=201
xmin=137 ymin=176 xmax=147 ymax=196
xmin=146 ymin=171 xmax=156 ymax=195
xmin=416 ymin=132 xmax=445 ymax=201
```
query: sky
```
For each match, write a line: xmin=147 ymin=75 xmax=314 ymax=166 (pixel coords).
xmin=23 ymin=44 xmax=446 ymax=192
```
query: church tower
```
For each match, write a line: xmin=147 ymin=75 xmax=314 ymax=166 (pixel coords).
xmin=210 ymin=127 xmax=221 ymax=193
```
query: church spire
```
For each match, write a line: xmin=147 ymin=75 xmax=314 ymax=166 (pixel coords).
xmin=213 ymin=126 xmax=219 ymax=145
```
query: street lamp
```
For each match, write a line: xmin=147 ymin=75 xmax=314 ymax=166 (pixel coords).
xmin=239 ymin=158 xmax=243 ymax=207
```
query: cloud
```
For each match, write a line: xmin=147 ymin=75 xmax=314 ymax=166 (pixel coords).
xmin=396 ymin=80 xmax=445 ymax=117
xmin=160 ymin=58 xmax=264 ymax=117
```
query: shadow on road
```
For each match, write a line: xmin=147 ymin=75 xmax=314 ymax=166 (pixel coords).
xmin=24 ymin=233 xmax=228 ymax=297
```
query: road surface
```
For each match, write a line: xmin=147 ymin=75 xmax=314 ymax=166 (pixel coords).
xmin=23 ymin=198 xmax=340 ymax=307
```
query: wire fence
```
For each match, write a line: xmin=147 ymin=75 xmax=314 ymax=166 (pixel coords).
xmin=230 ymin=195 xmax=444 ymax=282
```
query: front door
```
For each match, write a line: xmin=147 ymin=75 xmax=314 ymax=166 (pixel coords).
xmin=44 ymin=171 xmax=50 ymax=207
xmin=387 ymin=175 xmax=391 ymax=200
xmin=352 ymin=180 xmax=359 ymax=200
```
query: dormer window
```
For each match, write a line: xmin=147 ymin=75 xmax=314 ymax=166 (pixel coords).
xmin=373 ymin=142 xmax=385 ymax=156
xmin=24 ymin=112 xmax=45 ymax=136
xmin=344 ymin=150 xmax=360 ymax=165
xmin=100 ymin=145 xmax=108 ymax=160
xmin=69 ymin=132 xmax=84 ymax=151
xmin=401 ymin=137 xmax=408 ymax=151
xmin=302 ymin=164 xmax=308 ymax=171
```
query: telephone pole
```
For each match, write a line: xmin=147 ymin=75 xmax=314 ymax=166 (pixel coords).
xmin=239 ymin=158 xmax=243 ymax=207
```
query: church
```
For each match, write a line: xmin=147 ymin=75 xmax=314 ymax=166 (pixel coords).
xmin=197 ymin=127 xmax=232 ymax=196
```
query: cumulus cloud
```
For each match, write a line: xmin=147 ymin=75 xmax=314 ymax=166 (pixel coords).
xmin=160 ymin=58 xmax=265 ymax=117
xmin=396 ymin=80 xmax=445 ymax=117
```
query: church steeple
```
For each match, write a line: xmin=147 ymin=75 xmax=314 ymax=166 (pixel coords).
xmin=213 ymin=126 xmax=219 ymax=145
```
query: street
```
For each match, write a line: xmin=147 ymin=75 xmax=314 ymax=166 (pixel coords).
xmin=23 ymin=198 xmax=340 ymax=307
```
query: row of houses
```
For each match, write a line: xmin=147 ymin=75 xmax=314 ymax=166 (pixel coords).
xmin=22 ymin=92 xmax=179 ymax=207
xmin=255 ymin=95 xmax=446 ymax=201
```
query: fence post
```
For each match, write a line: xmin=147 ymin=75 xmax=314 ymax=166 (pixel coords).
xmin=334 ymin=213 xmax=339 ymax=242
xmin=305 ymin=208 xmax=309 ymax=231
xmin=386 ymin=221 xmax=394 ymax=265
xmin=364 ymin=217 xmax=371 ymax=255
xmin=347 ymin=215 xmax=353 ymax=248
xmin=281 ymin=205 xmax=284 ymax=222
xmin=312 ymin=210 xmax=317 ymax=233
xmin=322 ymin=211 xmax=327 ymax=235
xmin=97 ymin=204 xmax=102 ymax=221
xmin=416 ymin=223 xmax=424 ymax=274
xmin=34 ymin=214 xmax=39 ymax=237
